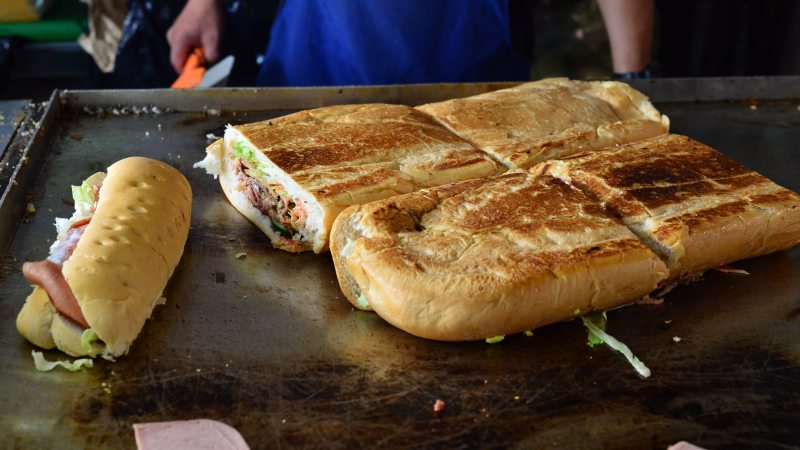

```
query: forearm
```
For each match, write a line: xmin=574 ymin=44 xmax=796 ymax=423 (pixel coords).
xmin=597 ymin=0 xmax=654 ymax=73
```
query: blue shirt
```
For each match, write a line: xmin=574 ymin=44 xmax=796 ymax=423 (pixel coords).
xmin=256 ymin=0 xmax=531 ymax=86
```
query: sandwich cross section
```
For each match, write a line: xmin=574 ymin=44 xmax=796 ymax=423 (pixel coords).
xmin=199 ymin=103 xmax=503 ymax=253
xmin=331 ymin=171 xmax=668 ymax=341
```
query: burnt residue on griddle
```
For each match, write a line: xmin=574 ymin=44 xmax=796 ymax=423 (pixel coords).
xmin=65 ymin=343 xmax=800 ymax=449
xmin=178 ymin=114 xmax=211 ymax=126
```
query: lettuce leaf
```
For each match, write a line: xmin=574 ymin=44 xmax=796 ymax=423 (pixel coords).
xmin=231 ymin=140 xmax=274 ymax=181
xmin=485 ymin=335 xmax=504 ymax=344
xmin=582 ymin=312 xmax=651 ymax=378
xmin=232 ymin=140 xmax=255 ymax=160
xmin=71 ymin=180 xmax=96 ymax=205
xmin=80 ymin=328 xmax=101 ymax=352
xmin=32 ymin=351 xmax=93 ymax=372
xmin=355 ymin=293 xmax=370 ymax=310
xmin=585 ymin=312 xmax=607 ymax=348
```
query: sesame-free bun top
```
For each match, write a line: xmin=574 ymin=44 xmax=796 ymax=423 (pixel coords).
xmin=16 ymin=157 xmax=192 ymax=357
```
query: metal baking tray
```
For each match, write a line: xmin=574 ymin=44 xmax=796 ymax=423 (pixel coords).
xmin=1 ymin=78 xmax=799 ymax=449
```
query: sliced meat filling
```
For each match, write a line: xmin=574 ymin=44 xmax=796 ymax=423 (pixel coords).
xmin=234 ymin=159 xmax=309 ymax=244
xmin=24 ymin=221 xmax=92 ymax=328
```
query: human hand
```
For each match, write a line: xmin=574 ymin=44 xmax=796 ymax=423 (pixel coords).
xmin=167 ymin=0 xmax=223 ymax=74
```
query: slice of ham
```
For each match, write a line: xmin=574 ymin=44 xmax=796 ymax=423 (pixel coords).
xmin=667 ymin=442 xmax=706 ymax=450
xmin=23 ymin=221 xmax=91 ymax=329
xmin=133 ymin=419 xmax=250 ymax=450
xmin=23 ymin=260 xmax=89 ymax=329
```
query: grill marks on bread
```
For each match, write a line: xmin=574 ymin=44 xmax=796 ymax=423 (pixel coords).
xmin=417 ymin=78 xmax=668 ymax=169
xmin=540 ymin=134 xmax=800 ymax=278
xmin=235 ymin=104 xmax=501 ymax=183
xmin=330 ymin=172 xmax=668 ymax=340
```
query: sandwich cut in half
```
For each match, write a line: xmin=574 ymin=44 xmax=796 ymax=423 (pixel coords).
xmin=330 ymin=171 xmax=668 ymax=341
xmin=416 ymin=78 xmax=670 ymax=170
xmin=195 ymin=103 xmax=503 ymax=253
xmin=538 ymin=134 xmax=800 ymax=279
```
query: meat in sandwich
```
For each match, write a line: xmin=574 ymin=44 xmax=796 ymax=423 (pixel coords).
xmin=16 ymin=157 xmax=192 ymax=358
xmin=195 ymin=103 xmax=503 ymax=253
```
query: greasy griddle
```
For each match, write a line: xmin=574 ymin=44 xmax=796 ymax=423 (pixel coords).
xmin=0 ymin=79 xmax=799 ymax=449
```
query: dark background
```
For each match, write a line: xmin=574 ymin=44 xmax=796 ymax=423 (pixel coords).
xmin=2 ymin=0 xmax=800 ymax=99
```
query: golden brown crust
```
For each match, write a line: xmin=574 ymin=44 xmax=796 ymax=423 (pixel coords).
xmin=416 ymin=78 xmax=668 ymax=169
xmin=234 ymin=104 xmax=502 ymax=193
xmin=223 ymin=103 xmax=504 ymax=253
xmin=330 ymin=172 xmax=668 ymax=341
xmin=539 ymin=134 xmax=800 ymax=278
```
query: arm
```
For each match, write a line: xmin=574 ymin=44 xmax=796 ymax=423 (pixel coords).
xmin=596 ymin=0 xmax=654 ymax=74
xmin=166 ymin=0 xmax=223 ymax=74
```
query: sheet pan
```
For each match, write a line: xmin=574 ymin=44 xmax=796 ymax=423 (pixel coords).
xmin=0 ymin=78 xmax=798 ymax=449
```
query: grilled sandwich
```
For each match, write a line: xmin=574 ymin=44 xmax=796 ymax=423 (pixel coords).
xmin=196 ymin=103 xmax=504 ymax=253
xmin=537 ymin=134 xmax=800 ymax=278
xmin=330 ymin=171 xmax=668 ymax=341
xmin=416 ymin=78 xmax=669 ymax=170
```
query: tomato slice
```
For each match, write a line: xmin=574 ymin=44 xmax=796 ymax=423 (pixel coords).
xmin=71 ymin=217 xmax=92 ymax=229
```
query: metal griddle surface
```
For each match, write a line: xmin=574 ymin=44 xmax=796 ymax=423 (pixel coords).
xmin=0 ymin=80 xmax=799 ymax=449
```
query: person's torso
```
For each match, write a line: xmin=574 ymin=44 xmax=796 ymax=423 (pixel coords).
xmin=257 ymin=0 xmax=531 ymax=86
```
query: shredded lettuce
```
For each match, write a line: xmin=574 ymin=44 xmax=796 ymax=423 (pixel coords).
xmin=355 ymin=293 xmax=370 ymax=310
xmin=32 ymin=351 xmax=93 ymax=372
xmin=585 ymin=312 xmax=607 ymax=348
xmin=69 ymin=176 xmax=102 ymax=221
xmin=232 ymin=140 xmax=255 ymax=160
xmin=80 ymin=328 xmax=101 ymax=352
xmin=231 ymin=139 xmax=273 ymax=180
xmin=485 ymin=335 xmax=505 ymax=344
xmin=71 ymin=180 xmax=95 ymax=205
xmin=582 ymin=312 xmax=651 ymax=378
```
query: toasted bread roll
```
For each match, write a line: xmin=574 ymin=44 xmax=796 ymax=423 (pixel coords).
xmin=331 ymin=171 xmax=668 ymax=341
xmin=538 ymin=134 xmax=800 ymax=278
xmin=417 ymin=78 xmax=669 ymax=170
xmin=195 ymin=104 xmax=504 ymax=253
xmin=16 ymin=157 xmax=192 ymax=358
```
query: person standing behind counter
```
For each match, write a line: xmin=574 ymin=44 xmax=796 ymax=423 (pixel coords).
xmin=167 ymin=0 xmax=656 ymax=86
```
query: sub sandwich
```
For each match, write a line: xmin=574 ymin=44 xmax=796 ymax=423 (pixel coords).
xmin=195 ymin=103 xmax=503 ymax=253
xmin=330 ymin=171 xmax=669 ymax=341
xmin=416 ymin=78 xmax=670 ymax=169
xmin=16 ymin=157 xmax=192 ymax=358
xmin=536 ymin=134 xmax=800 ymax=279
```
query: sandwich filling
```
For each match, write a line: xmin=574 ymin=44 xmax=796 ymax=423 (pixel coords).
xmin=23 ymin=174 xmax=105 ymax=337
xmin=226 ymin=138 xmax=313 ymax=252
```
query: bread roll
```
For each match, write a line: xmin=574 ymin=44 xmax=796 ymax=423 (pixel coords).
xmin=417 ymin=78 xmax=669 ymax=170
xmin=195 ymin=104 xmax=504 ymax=253
xmin=16 ymin=157 xmax=192 ymax=358
xmin=330 ymin=171 xmax=668 ymax=341
xmin=538 ymin=134 xmax=800 ymax=278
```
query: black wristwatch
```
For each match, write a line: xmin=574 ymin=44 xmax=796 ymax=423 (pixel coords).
xmin=613 ymin=63 xmax=662 ymax=80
